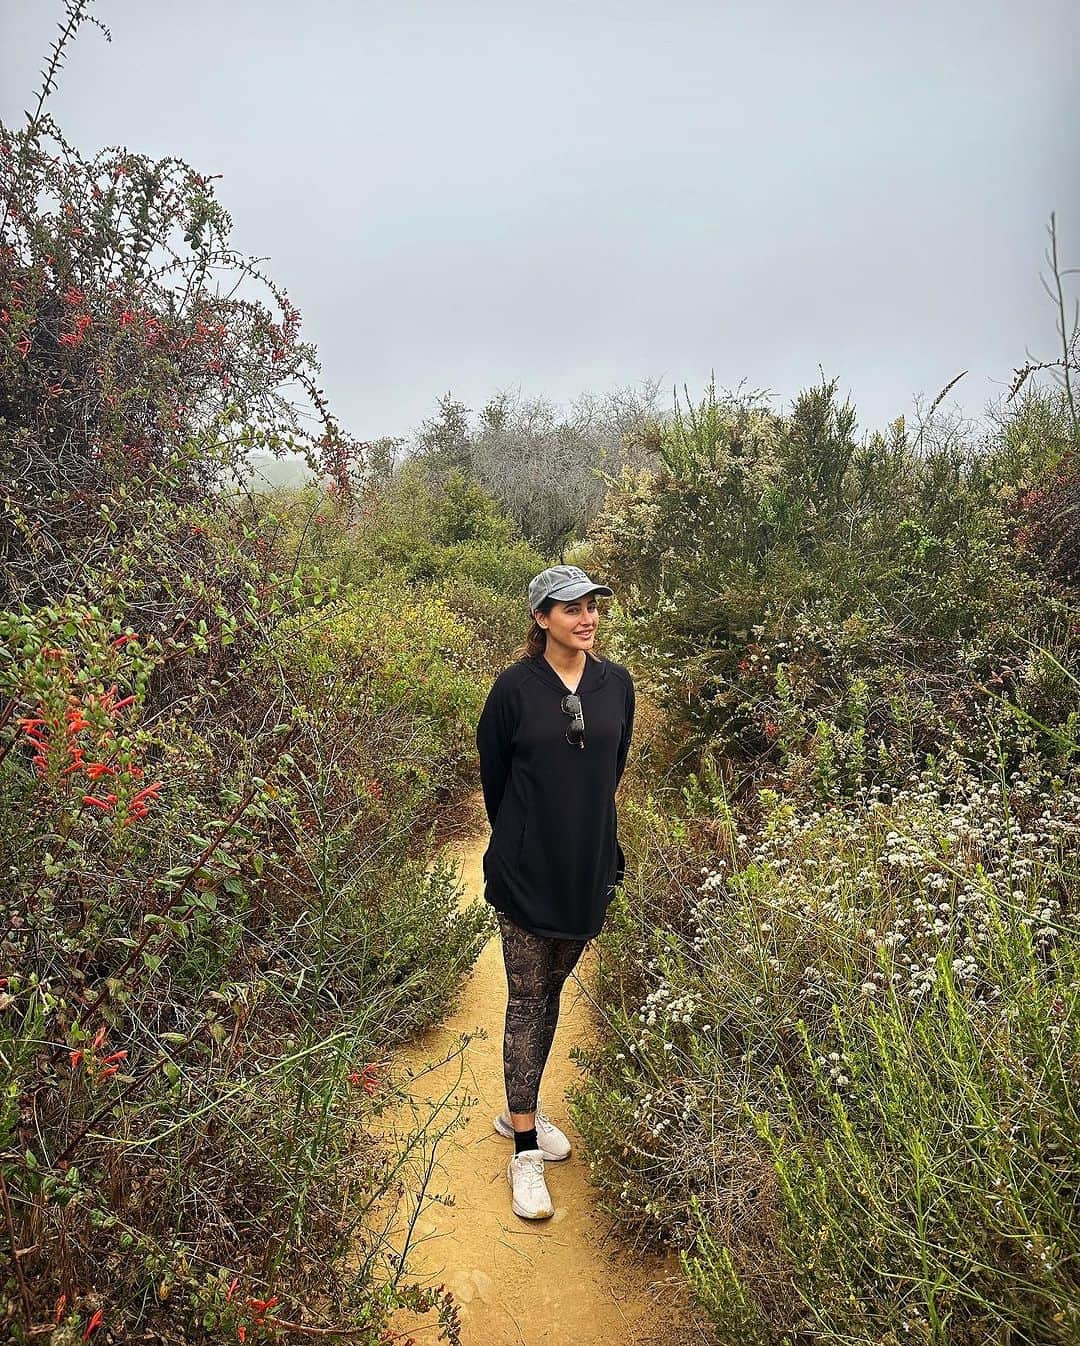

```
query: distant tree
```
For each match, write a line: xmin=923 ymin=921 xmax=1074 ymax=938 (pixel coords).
xmin=414 ymin=392 xmax=473 ymax=482
xmin=469 ymin=381 xmax=663 ymax=559
xmin=365 ymin=434 xmax=407 ymax=484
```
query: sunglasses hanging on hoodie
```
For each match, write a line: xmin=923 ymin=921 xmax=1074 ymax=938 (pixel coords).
xmin=561 ymin=692 xmax=585 ymax=747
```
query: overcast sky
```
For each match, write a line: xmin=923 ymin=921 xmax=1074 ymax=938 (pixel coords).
xmin=3 ymin=0 xmax=1079 ymax=443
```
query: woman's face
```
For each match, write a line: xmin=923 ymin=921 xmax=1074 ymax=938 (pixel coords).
xmin=536 ymin=593 xmax=600 ymax=654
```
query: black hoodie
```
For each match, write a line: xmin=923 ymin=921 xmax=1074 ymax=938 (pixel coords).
xmin=475 ymin=650 xmax=635 ymax=940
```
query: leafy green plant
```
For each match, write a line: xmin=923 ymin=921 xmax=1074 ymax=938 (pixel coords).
xmin=0 ymin=8 xmax=500 ymax=1340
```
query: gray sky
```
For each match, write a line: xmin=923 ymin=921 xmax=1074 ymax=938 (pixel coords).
xmin=3 ymin=0 xmax=1079 ymax=442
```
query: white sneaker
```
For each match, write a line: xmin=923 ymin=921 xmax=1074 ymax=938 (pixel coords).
xmin=493 ymin=1096 xmax=572 ymax=1161
xmin=507 ymin=1148 xmax=555 ymax=1219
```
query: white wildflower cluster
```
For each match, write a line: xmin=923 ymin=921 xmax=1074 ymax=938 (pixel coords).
xmin=627 ymin=1075 xmax=701 ymax=1144
xmin=682 ymin=761 xmax=1077 ymax=1011
xmin=635 ymin=975 xmax=702 ymax=1033
xmin=635 ymin=640 xmax=687 ymax=700
xmin=815 ymin=1049 xmax=851 ymax=1089
xmin=606 ymin=757 xmax=1076 ymax=1197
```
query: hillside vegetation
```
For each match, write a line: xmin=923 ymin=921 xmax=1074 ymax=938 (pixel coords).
xmin=570 ymin=377 xmax=1079 ymax=1345
xmin=3 ymin=9 xmax=1078 ymax=1345
xmin=0 ymin=62 xmax=543 ymax=1344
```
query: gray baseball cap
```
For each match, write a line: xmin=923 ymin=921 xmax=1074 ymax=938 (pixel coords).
xmin=527 ymin=565 xmax=614 ymax=615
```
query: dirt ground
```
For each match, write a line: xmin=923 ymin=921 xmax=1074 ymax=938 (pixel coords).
xmin=368 ymin=791 xmax=713 ymax=1346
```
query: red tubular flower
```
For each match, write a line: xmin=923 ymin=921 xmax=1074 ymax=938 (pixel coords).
xmin=85 ymin=762 xmax=118 ymax=781
xmin=58 ymin=330 xmax=84 ymax=347
xmin=63 ymin=287 xmax=84 ymax=305
xmin=131 ymin=780 xmax=164 ymax=807
xmin=82 ymin=794 xmax=118 ymax=811
xmin=247 ymin=1296 xmax=280 ymax=1325
xmin=70 ymin=1049 xmax=83 ymax=1068
xmin=82 ymin=1308 xmax=104 ymax=1340
xmin=60 ymin=747 xmax=88 ymax=776
xmin=111 ymin=634 xmax=138 ymax=647
xmin=15 ymin=334 xmax=31 ymax=357
xmin=348 ymin=1062 xmax=382 ymax=1095
xmin=92 ymin=1025 xmax=107 ymax=1050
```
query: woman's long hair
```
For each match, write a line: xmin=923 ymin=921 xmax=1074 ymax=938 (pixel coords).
xmin=509 ymin=596 xmax=604 ymax=664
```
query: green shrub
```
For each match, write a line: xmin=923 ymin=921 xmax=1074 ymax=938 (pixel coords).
xmin=0 ymin=31 xmax=489 ymax=1340
xmin=351 ymin=460 xmax=543 ymax=586
xmin=587 ymin=379 xmax=1071 ymax=786
xmin=576 ymin=373 xmax=1079 ymax=1344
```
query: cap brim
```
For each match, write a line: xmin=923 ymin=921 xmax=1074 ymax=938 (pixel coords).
xmin=549 ymin=581 xmax=614 ymax=601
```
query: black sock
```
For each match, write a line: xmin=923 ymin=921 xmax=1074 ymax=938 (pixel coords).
xmin=514 ymin=1125 xmax=538 ymax=1154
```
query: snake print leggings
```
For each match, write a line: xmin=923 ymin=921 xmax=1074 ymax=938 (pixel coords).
xmin=496 ymin=911 xmax=588 ymax=1113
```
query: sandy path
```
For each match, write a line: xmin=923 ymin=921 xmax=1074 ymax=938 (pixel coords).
xmin=370 ymin=791 xmax=708 ymax=1346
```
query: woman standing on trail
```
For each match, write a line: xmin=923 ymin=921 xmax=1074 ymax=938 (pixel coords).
xmin=475 ymin=564 xmax=635 ymax=1221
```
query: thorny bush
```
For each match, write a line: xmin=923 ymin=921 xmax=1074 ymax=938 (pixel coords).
xmin=1 ymin=9 xmax=485 ymax=1343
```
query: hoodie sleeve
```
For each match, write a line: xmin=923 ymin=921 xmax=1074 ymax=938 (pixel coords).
xmin=615 ymin=673 xmax=635 ymax=788
xmin=476 ymin=673 xmax=517 ymax=830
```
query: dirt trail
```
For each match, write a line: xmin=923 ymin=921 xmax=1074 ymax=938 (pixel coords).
xmin=371 ymin=791 xmax=707 ymax=1346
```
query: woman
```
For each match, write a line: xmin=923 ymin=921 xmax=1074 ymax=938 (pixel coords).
xmin=475 ymin=564 xmax=635 ymax=1220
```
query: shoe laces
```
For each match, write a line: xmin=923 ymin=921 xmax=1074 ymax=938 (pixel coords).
xmin=513 ymin=1150 xmax=547 ymax=1191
